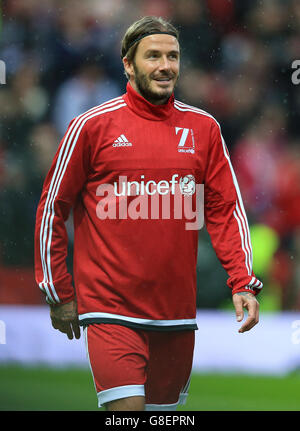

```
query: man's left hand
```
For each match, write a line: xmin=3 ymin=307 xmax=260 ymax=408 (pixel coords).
xmin=232 ymin=292 xmax=259 ymax=333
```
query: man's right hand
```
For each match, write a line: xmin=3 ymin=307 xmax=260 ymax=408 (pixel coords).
xmin=50 ymin=299 xmax=81 ymax=340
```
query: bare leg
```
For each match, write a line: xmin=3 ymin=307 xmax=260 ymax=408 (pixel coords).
xmin=105 ymin=396 xmax=145 ymax=411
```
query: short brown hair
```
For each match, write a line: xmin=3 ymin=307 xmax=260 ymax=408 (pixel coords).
xmin=121 ymin=16 xmax=179 ymax=63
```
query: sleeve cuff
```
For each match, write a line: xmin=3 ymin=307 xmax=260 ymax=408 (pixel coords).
xmin=229 ymin=275 xmax=263 ymax=296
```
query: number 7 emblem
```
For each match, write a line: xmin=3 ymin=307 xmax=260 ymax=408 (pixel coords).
xmin=175 ymin=127 xmax=195 ymax=153
xmin=175 ymin=127 xmax=190 ymax=147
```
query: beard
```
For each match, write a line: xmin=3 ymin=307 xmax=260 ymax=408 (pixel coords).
xmin=132 ymin=61 xmax=178 ymax=105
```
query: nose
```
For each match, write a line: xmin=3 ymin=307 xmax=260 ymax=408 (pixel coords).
xmin=158 ymin=55 xmax=171 ymax=71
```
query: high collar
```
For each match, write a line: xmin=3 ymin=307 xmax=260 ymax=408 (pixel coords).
xmin=123 ymin=82 xmax=174 ymax=121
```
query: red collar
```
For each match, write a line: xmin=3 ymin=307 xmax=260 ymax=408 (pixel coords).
xmin=123 ymin=82 xmax=174 ymax=121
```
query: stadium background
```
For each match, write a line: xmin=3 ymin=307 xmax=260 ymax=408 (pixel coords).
xmin=0 ymin=0 xmax=299 ymax=410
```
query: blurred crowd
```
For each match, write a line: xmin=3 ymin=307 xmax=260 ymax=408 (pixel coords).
xmin=0 ymin=0 xmax=299 ymax=309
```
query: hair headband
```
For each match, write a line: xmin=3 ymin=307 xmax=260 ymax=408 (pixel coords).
xmin=123 ymin=31 xmax=178 ymax=58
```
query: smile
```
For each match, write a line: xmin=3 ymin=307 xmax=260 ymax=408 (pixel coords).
xmin=153 ymin=78 xmax=173 ymax=86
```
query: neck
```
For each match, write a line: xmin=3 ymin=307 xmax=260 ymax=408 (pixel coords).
xmin=124 ymin=81 xmax=174 ymax=121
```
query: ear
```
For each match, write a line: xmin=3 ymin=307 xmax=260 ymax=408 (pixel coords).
xmin=123 ymin=57 xmax=134 ymax=79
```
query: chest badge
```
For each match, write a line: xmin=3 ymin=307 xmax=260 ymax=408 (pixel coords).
xmin=175 ymin=127 xmax=195 ymax=154
xmin=112 ymin=134 xmax=133 ymax=147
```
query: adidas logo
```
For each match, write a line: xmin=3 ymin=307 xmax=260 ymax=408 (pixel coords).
xmin=112 ymin=134 xmax=132 ymax=147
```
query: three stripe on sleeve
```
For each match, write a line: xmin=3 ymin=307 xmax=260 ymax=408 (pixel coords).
xmin=174 ymin=100 xmax=262 ymax=291
xmin=39 ymin=97 xmax=126 ymax=303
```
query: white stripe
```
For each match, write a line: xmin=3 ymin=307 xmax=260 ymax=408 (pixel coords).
xmin=219 ymin=136 xmax=253 ymax=275
xmin=38 ymin=282 xmax=55 ymax=305
xmin=247 ymin=279 xmax=263 ymax=290
xmin=41 ymin=101 xmax=123 ymax=302
xmin=39 ymin=97 xmax=124 ymax=302
xmin=234 ymin=201 xmax=252 ymax=275
xmin=79 ymin=312 xmax=197 ymax=327
xmin=121 ymin=134 xmax=128 ymax=142
xmin=38 ymin=282 xmax=55 ymax=304
xmin=45 ymin=102 xmax=126 ymax=302
xmin=248 ymin=279 xmax=262 ymax=290
xmin=174 ymin=101 xmax=253 ymax=275
xmin=175 ymin=99 xmax=222 ymax=121
xmin=175 ymin=100 xmax=213 ymax=119
xmin=40 ymin=99 xmax=126 ymax=303
xmin=248 ymin=277 xmax=257 ymax=287
xmin=145 ymin=402 xmax=179 ymax=411
xmin=253 ymin=279 xmax=262 ymax=288
xmin=83 ymin=326 xmax=97 ymax=394
xmin=233 ymin=209 xmax=250 ymax=275
xmin=182 ymin=371 xmax=191 ymax=394
xmin=98 ymin=385 xmax=145 ymax=408
xmin=179 ymin=392 xmax=189 ymax=405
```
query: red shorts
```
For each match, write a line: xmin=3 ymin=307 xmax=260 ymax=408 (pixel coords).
xmin=84 ymin=323 xmax=195 ymax=410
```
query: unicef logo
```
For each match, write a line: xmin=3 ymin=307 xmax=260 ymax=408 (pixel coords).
xmin=179 ymin=175 xmax=196 ymax=196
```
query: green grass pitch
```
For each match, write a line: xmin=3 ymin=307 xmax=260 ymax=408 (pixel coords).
xmin=0 ymin=365 xmax=299 ymax=411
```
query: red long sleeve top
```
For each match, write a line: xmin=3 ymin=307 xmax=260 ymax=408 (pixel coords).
xmin=34 ymin=82 xmax=262 ymax=331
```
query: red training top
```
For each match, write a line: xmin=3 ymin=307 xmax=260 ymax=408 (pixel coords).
xmin=34 ymin=82 xmax=263 ymax=331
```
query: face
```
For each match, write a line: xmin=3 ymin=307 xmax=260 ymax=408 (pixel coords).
xmin=124 ymin=34 xmax=180 ymax=105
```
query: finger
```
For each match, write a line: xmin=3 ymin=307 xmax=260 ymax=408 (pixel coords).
xmin=253 ymin=299 xmax=259 ymax=321
xmin=51 ymin=318 xmax=62 ymax=331
xmin=59 ymin=321 xmax=80 ymax=340
xmin=71 ymin=321 xmax=81 ymax=339
xmin=65 ymin=323 xmax=74 ymax=340
xmin=238 ymin=304 xmax=259 ymax=333
xmin=53 ymin=321 xmax=74 ymax=339
xmin=238 ymin=316 xmax=256 ymax=333
xmin=51 ymin=320 xmax=59 ymax=330
xmin=232 ymin=295 xmax=244 ymax=322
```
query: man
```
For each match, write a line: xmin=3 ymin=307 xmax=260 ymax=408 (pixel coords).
xmin=35 ymin=16 xmax=262 ymax=411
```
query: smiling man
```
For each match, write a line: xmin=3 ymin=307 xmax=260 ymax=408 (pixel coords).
xmin=35 ymin=16 xmax=262 ymax=411
xmin=123 ymin=30 xmax=180 ymax=104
